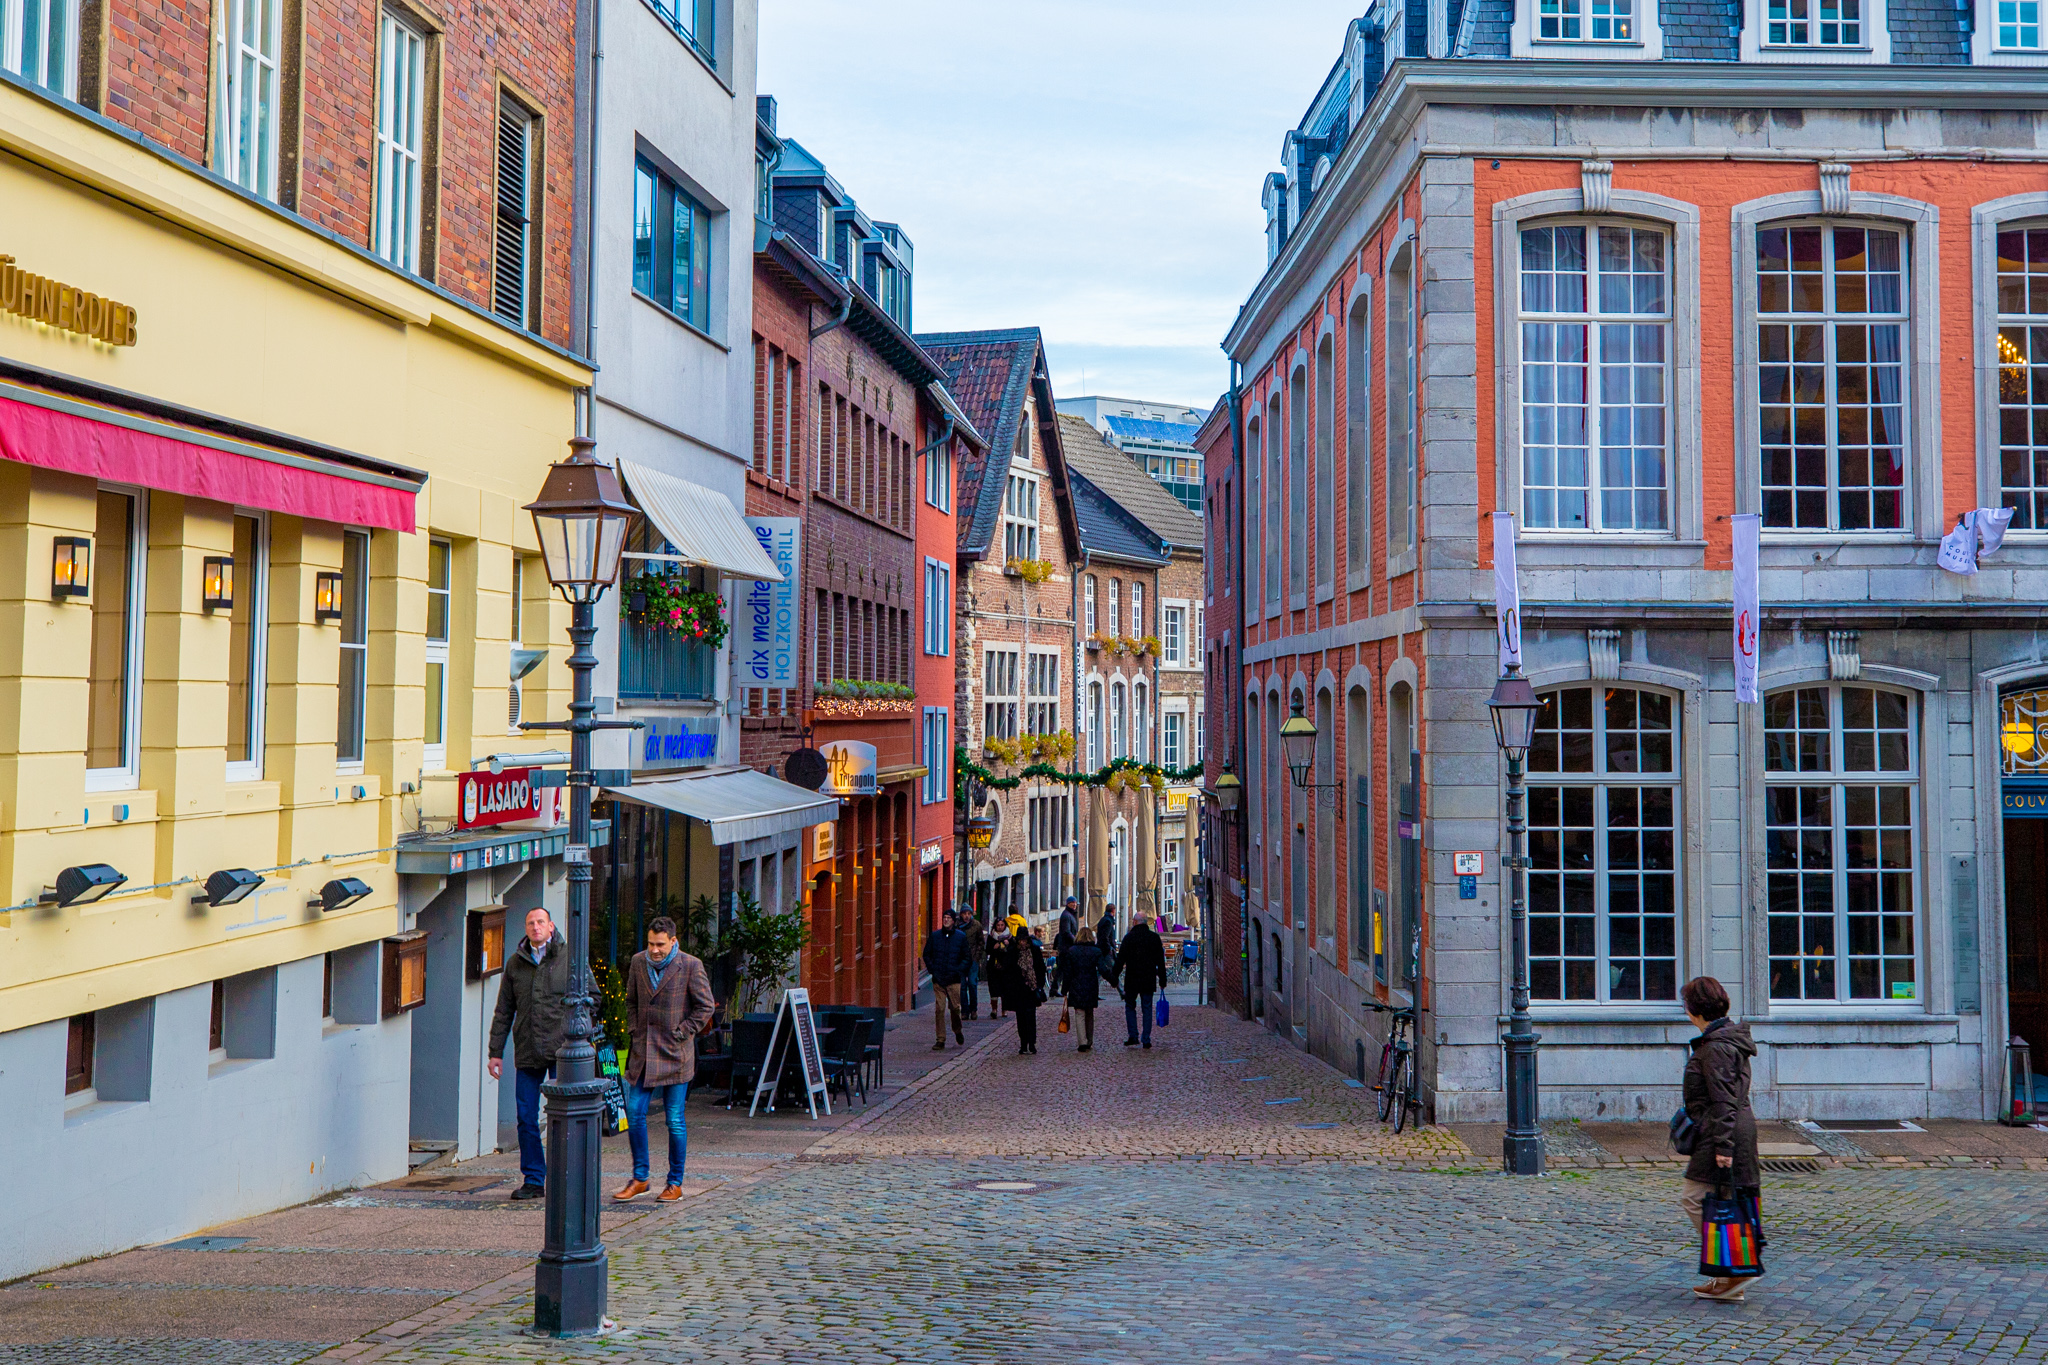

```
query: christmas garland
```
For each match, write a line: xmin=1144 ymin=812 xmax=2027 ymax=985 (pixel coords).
xmin=956 ymin=746 xmax=1204 ymax=793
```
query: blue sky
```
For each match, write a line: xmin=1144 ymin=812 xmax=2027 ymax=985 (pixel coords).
xmin=758 ymin=0 xmax=1364 ymax=413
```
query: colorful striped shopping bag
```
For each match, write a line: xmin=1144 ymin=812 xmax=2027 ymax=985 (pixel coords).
xmin=1698 ymin=1185 xmax=1766 ymax=1278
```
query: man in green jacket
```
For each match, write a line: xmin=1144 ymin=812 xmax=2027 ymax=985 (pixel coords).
xmin=488 ymin=907 xmax=569 ymax=1200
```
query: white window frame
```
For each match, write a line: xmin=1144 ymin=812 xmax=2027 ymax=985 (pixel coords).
xmin=922 ymin=707 xmax=949 ymax=804
xmin=1110 ymin=680 xmax=1128 ymax=760
xmin=926 ymin=429 xmax=953 ymax=511
xmin=84 ymin=484 xmax=147 ymax=793
xmin=1131 ymin=581 xmax=1146 ymax=639
xmin=1163 ymin=707 xmax=1184 ymax=769
xmin=1132 ymin=679 xmax=1149 ymax=761
xmin=1763 ymin=683 xmax=1922 ymax=1008
xmin=225 ymin=510 xmax=269 ymax=783
xmin=1083 ymin=575 xmax=1097 ymax=637
xmin=923 ymin=557 xmax=951 ymax=655
xmin=1107 ymin=577 xmax=1121 ymax=637
xmin=1976 ymin=0 xmax=2048 ymax=59
xmin=1512 ymin=0 xmax=1662 ymax=56
xmin=1088 ymin=679 xmax=1104 ymax=768
xmin=983 ymin=645 xmax=1019 ymax=743
xmin=1162 ymin=604 xmax=1185 ymax=667
xmin=372 ymin=9 xmax=428 ymax=273
xmin=2 ymin=0 xmax=80 ymax=96
xmin=1972 ymin=196 xmax=2048 ymax=522
xmin=1002 ymin=472 xmax=1040 ymax=563
xmin=1740 ymin=0 xmax=1891 ymax=61
xmin=1515 ymin=219 xmax=1675 ymax=536
xmin=423 ymin=537 xmax=451 ymax=772
xmin=336 ymin=529 xmax=371 ymax=774
xmin=216 ymin=0 xmax=285 ymax=200
xmin=1026 ymin=647 xmax=1060 ymax=735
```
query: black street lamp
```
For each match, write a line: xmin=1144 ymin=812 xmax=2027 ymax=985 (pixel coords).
xmin=1487 ymin=665 xmax=1544 ymax=1176
xmin=1278 ymin=700 xmax=1342 ymax=791
xmin=521 ymin=434 xmax=637 ymax=1336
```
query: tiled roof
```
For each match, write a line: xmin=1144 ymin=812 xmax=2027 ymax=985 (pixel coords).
xmin=1890 ymin=0 xmax=1969 ymax=63
xmin=914 ymin=327 xmax=1053 ymax=557
xmin=1662 ymin=0 xmax=1738 ymax=59
xmin=1103 ymin=415 xmax=1200 ymax=445
xmin=1057 ymin=415 xmax=1205 ymax=553
xmin=1069 ymin=473 xmax=1169 ymax=567
xmin=1464 ymin=0 xmax=1511 ymax=56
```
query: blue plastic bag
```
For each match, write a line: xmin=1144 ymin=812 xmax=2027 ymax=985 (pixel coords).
xmin=1155 ymin=995 xmax=1170 ymax=1028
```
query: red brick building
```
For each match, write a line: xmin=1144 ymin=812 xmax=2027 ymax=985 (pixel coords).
xmin=745 ymin=115 xmax=972 ymax=1012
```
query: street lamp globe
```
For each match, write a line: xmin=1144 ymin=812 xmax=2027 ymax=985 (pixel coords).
xmin=524 ymin=436 xmax=635 ymax=601
xmin=1487 ymin=669 xmax=1542 ymax=758
xmin=1212 ymin=768 xmax=1241 ymax=813
xmin=1280 ymin=699 xmax=1317 ymax=789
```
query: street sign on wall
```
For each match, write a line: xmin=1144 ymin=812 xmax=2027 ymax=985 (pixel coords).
xmin=733 ymin=517 xmax=801 ymax=691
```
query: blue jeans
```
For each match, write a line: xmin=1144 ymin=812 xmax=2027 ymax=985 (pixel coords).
xmin=627 ymin=1081 xmax=689 ymax=1187
xmin=514 ymin=1065 xmax=551 ymax=1188
xmin=1125 ymin=992 xmax=1154 ymax=1045
xmin=963 ymin=961 xmax=980 ymax=1014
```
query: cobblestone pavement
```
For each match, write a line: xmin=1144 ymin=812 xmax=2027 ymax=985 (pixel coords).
xmin=10 ymin=1004 xmax=2048 ymax=1364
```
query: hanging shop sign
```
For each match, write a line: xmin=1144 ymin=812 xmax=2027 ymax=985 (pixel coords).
xmin=813 ymin=821 xmax=836 ymax=863
xmin=966 ymin=815 xmax=995 ymax=849
xmin=819 ymin=740 xmax=878 ymax=796
xmin=459 ymin=767 xmax=544 ymax=828
xmin=636 ymin=715 xmax=721 ymax=770
xmin=919 ymin=840 xmax=944 ymax=869
xmin=1 ymin=254 xmax=138 ymax=346
xmin=732 ymin=518 xmax=801 ymax=691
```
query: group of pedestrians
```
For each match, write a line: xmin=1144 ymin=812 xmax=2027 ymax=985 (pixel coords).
xmin=920 ymin=895 xmax=1171 ymax=1057
xmin=489 ymin=908 xmax=714 ymax=1204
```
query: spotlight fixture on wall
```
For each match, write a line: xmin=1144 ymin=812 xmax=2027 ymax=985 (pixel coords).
xmin=51 ymin=537 xmax=90 ymax=598
xmin=314 ymin=571 xmax=344 ymax=623
xmin=202 ymin=556 xmax=235 ymax=612
xmin=194 ymin=868 xmax=264 ymax=907
xmin=40 ymin=863 xmax=126 ymax=907
xmin=311 ymin=877 xmax=373 ymax=912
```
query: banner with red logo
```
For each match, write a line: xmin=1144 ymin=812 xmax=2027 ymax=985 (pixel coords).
xmin=460 ymin=768 xmax=546 ymax=829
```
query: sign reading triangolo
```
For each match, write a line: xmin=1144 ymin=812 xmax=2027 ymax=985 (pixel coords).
xmin=819 ymin=740 xmax=877 ymax=796
xmin=459 ymin=768 xmax=544 ymax=828
xmin=732 ymin=517 xmax=800 ymax=690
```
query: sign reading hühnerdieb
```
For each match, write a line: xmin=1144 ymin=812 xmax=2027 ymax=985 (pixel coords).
xmin=459 ymin=767 xmax=544 ymax=829
xmin=1 ymin=255 xmax=137 ymax=347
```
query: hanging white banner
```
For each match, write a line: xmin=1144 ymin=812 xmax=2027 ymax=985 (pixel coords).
xmin=1937 ymin=506 xmax=2016 ymax=576
xmin=1732 ymin=513 xmax=1760 ymax=705
xmin=1492 ymin=511 xmax=1522 ymax=671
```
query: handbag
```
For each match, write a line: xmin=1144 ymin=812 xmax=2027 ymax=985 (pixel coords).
xmin=1058 ymin=1007 xmax=1071 ymax=1034
xmin=1669 ymin=1108 xmax=1699 ymax=1156
xmin=1155 ymin=995 xmax=1170 ymax=1027
xmin=1698 ymin=1184 xmax=1766 ymax=1278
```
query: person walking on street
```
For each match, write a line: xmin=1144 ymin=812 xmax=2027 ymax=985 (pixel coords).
xmin=614 ymin=916 xmax=716 ymax=1202
xmin=923 ymin=909 xmax=969 ymax=1050
xmin=1117 ymin=908 xmax=1169 ymax=1049
xmin=961 ymin=911 xmax=987 ymax=1020
xmin=1678 ymin=975 xmax=1762 ymax=1303
xmin=996 ymin=922 xmax=1047 ymax=1054
xmin=1059 ymin=924 xmax=1103 ymax=1051
xmin=1096 ymin=904 xmax=1120 ymax=992
xmin=487 ymin=907 xmax=569 ymax=1200
xmin=1051 ymin=897 xmax=1079 ymax=996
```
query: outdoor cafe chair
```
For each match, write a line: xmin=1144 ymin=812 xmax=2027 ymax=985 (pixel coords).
xmin=725 ymin=1018 xmax=774 ymax=1110
xmin=822 ymin=1017 xmax=871 ymax=1107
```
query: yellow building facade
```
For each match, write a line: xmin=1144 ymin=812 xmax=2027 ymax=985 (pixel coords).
xmin=0 ymin=78 xmax=590 ymax=1274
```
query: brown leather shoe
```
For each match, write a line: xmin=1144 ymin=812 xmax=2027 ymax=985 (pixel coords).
xmin=657 ymin=1184 xmax=684 ymax=1202
xmin=612 ymin=1178 xmax=649 ymax=1202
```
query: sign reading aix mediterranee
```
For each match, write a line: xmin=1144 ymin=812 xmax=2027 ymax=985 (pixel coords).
xmin=638 ymin=715 xmax=720 ymax=770
xmin=733 ymin=517 xmax=800 ymax=691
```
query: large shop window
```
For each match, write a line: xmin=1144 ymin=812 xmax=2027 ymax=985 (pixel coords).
xmin=1995 ymin=226 xmax=2048 ymax=528
xmin=217 ymin=0 xmax=284 ymax=200
xmin=86 ymin=488 xmax=144 ymax=790
xmin=225 ymin=513 xmax=268 ymax=781
xmin=336 ymin=530 xmax=370 ymax=768
xmin=372 ymin=10 xmax=428 ymax=273
xmin=3 ymin=0 xmax=75 ymax=96
xmin=1756 ymin=224 xmax=1907 ymax=531
xmin=1519 ymin=223 xmax=1670 ymax=533
xmin=1527 ymin=686 xmax=1680 ymax=1004
xmin=1765 ymin=685 xmax=1918 ymax=1004
xmin=422 ymin=538 xmax=450 ymax=770
xmin=633 ymin=156 xmax=710 ymax=330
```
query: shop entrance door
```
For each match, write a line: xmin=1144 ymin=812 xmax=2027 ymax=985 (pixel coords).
xmin=2004 ymin=816 xmax=2048 ymax=1070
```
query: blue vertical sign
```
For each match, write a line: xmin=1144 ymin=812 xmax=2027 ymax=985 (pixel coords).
xmin=734 ymin=517 xmax=801 ymax=691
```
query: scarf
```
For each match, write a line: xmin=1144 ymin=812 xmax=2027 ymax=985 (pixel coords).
xmin=647 ymin=947 xmax=677 ymax=992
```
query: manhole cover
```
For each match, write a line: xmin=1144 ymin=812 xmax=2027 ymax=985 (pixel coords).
xmin=946 ymin=1178 xmax=1061 ymax=1194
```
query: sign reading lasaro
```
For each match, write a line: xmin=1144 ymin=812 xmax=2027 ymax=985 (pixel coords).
xmin=637 ymin=716 xmax=721 ymax=770
xmin=460 ymin=768 xmax=543 ymax=829
xmin=733 ymin=518 xmax=801 ymax=691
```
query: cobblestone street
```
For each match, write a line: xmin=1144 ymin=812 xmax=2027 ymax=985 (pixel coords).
xmin=7 ymin=1004 xmax=2047 ymax=1364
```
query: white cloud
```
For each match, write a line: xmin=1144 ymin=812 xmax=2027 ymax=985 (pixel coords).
xmin=758 ymin=0 xmax=1361 ymax=409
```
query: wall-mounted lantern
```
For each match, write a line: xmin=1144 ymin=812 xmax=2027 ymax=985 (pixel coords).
xmin=314 ymin=571 xmax=344 ymax=623
xmin=51 ymin=537 xmax=90 ymax=598
xmin=202 ymin=556 xmax=235 ymax=612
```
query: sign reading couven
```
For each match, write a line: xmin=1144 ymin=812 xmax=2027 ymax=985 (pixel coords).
xmin=732 ymin=517 xmax=800 ymax=691
xmin=637 ymin=716 xmax=721 ymax=770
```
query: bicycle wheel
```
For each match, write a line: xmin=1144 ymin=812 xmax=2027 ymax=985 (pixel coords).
xmin=1379 ymin=1048 xmax=1406 ymax=1124
xmin=1391 ymin=1051 xmax=1414 ymax=1134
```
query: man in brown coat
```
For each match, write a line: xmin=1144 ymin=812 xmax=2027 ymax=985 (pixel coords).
xmin=614 ymin=915 xmax=716 ymax=1202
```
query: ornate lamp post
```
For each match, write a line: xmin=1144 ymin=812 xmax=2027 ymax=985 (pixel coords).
xmin=522 ymin=435 xmax=637 ymax=1335
xmin=1487 ymin=666 xmax=1544 ymax=1176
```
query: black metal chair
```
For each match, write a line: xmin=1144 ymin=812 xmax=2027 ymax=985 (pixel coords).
xmin=822 ymin=1017 xmax=871 ymax=1106
xmin=853 ymin=1006 xmax=888 ymax=1090
xmin=725 ymin=1018 xmax=774 ymax=1109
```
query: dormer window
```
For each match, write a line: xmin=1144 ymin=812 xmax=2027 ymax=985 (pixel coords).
xmin=1976 ymin=0 xmax=2048 ymax=58
xmin=2000 ymin=0 xmax=2044 ymax=48
xmin=1765 ymin=0 xmax=1862 ymax=46
xmin=1539 ymin=0 xmax=1635 ymax=41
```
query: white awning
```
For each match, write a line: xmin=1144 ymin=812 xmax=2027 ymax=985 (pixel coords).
xmin=604 ymin=766 xmax=837 ymax=845
xmin=616 ymin=458 xmax=782 ymax=581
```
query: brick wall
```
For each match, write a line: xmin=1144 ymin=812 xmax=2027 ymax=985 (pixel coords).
xmin=294 ymin=0 xmax=378 ymax=242
xmin=104 ymin=0 xmax=212 ymax=163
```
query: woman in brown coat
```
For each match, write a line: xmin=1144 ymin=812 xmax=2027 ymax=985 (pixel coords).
xmin=615 ymin=915 xmax=716 ymax=1201
xmin=1680 ymin=975 xmax=1761 ymax=1302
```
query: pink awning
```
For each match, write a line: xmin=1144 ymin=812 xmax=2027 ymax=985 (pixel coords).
xmin=0 ymin=389 xmax=420 ymax=532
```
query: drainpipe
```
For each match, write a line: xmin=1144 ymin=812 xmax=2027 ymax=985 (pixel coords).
xmin=809 ymin=290 xmax=853 ymax=341
xmin=1226 ymin=359 xmax=1250 ymax=1019
xmin=576 ymin=0 xmax=604 ymax=439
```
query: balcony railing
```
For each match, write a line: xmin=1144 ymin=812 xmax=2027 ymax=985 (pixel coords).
xmin=618 ymin=619 xmax=715 ymax=700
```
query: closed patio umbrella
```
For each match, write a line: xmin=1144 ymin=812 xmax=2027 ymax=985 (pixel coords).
xmin=1088 ymin=786 xmax=1109 ymax=920
xmin=1138 ymin=789 xmax=1158 ymax=924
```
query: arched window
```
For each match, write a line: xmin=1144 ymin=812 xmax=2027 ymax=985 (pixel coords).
xmin=1994 ymin=226 xmax=2048 ymax=527
xmin=1087 ymin=680 xmax=1103 ymax=767
xmin=1245 ymin=415 xmax=1262 ymax=607
xmin=1246 ymin=693 xmax=1263 ymax=901
xmin=1132 ymin=680 xmax=1149 ymax=761
xmin=1765 ymin=684 xmax=1918 ymax=1004
xmin=1289 ymin=364 xmax=1308 ymax=600
xmin=1110 ymin=682 xmax=1128 ymax=759
xmin=1527 ymin=686 xmax=1680 ymax=1003
xmin=1345 ymin=292 xmax=1371 ymax=581
xmin=1265 ymin=392 xmax=1282 ymax=605
xmin=1315 ymin=333 xmax=1335 ymax=593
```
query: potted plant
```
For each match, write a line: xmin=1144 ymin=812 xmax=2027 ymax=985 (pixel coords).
xmin=620 ymin=571 xmax=729 ymax=650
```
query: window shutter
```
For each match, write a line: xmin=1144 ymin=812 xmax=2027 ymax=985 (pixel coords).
xmin=494 ymin=101 xmax=532 ymax=326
